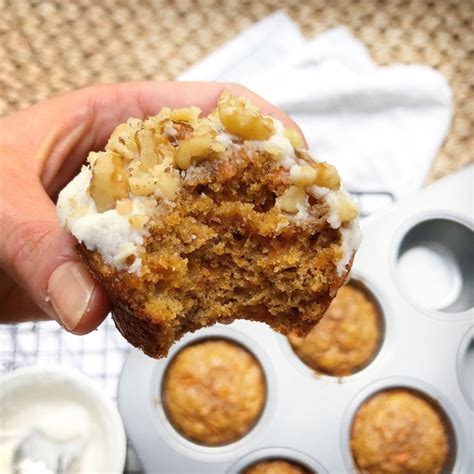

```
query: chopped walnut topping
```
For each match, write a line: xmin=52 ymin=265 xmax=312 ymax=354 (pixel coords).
xmin=106 ymin=121 xmax=140 ymax=160
xmin=175 ymin=134 xmax=212 ymax=170
xmin=283 ymin=127 xmax=304 ymax=149
xmin=84 ymin=92 xmax=356 ymax=241
xmin=276 ymin=186 xmax=307 ymax=214
xmin=290 ymin=164 xmax=318 ymax=187
xmin=90 ymin=153 xmax=129 ymax=212
xmin=128 ymin=173 xmax=158 ymax=197
xmin=217 ymin=92 xmax=274 ymax=140
xmin=170 ymin=107 xmax=201 ymax=126
xmin=336 ymin=194 xmax=359 ymax=222
xmin=314 ymin=162 xmax=340 ymax=191
xmin=116 ymin=198 xmax=133 ymax=215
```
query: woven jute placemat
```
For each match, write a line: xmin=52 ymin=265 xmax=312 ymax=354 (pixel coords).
xmin=1 ymin=0 xmax=473 ymax=180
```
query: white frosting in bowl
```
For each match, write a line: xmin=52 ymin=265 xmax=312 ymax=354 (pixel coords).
xmin=0 ymin=366 xmax=126 ymax=474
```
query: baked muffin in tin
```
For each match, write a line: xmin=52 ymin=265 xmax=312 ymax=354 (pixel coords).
xmin=289 ymin=284 xmax=381 ymax=376
xmin=243 ymin=459 xmax=313 ymax=474
xmin=162 ymin=339 xmax=266 ymax=446
xmin=350 ymin=388 xmax=450 ymax=474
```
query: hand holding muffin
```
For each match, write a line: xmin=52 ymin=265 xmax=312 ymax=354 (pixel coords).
xmin=0 ymin=82 xmax=302 ymax=333
xmin=56 ymin=89 xmax=360 ymax=356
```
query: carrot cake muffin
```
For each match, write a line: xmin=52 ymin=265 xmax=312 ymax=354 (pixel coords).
xmin=288 ymin=284 xmax=381 ymax=376
xmin=57 ymin=92 xmax=361 ymax=357
xmin=242 ymin=459 xmax=313 ymax=474
xmin=350 ymin=389 xmax=449 ymax=474
xmin=162 ymin=339 xmax=265 ymax=446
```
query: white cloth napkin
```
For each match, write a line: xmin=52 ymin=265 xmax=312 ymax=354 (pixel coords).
xmin=180 ymin=11 xmax=452 ymax=201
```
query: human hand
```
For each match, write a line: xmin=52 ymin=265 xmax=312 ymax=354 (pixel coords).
xmin=0 ymin=81 xmax=302 ymax=334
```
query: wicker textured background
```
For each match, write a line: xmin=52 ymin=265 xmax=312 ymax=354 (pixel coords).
xmin=1 ymin=0 xmax=473 ymax=180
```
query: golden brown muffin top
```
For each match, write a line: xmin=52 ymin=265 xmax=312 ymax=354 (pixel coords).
xmin=242 ymin=459 xmax=313 ymax=474
xmin=350 ymin=389 xmax=449 ymax=474
xmin=289 ymin=284 xmax=381 ymax=376
xmin=162 ymin=339 xmax=266 ymax=446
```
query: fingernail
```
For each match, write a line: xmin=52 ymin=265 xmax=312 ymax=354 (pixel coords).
xmin=48 ymin=261 xmax=94 ymax=330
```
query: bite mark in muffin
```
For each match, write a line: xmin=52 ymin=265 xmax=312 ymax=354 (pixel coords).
xmin=57 ymin=92 xmax=361 ymax=357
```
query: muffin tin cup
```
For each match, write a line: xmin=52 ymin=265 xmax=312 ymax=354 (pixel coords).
xmin=118 ymin=165 xmax=473 ymax=473
xmin=150 ymin=325 xmax=277 ymax=460
xmin=457 ymin=326 xmax=474 ymax=410
xmin=340 ymin=377 xmax=465 ymax=473
xmin=392 ymin=212 xmax=473 ymax=320
xmin=279 ymin=272 xmax=389 ymax=384
xmin=228 ymin=447 xmax=328 ymax=474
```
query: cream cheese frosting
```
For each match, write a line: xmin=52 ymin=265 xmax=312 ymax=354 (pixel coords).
xmin=57 ymin=95 xmax=360 ymax=275
xmin=57 ymin=166 xmax=153 ymax=273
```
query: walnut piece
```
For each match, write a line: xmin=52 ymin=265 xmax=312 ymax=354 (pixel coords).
xmin=290 ymin=164 xmax=318 ymax=187
xmin=175 ymin=135 xmax=212 ymax=170
xmin=128 ymin=173 xmax=158 ymax=196
xmin=284 ymin=127 xmax=304 ymax=149
xmin=170 ymin=107 xmax=201 ymax=126
xmin=217 ymin=92 xmax=274 ymax=140
xmin=314 ymin=162 xmax=340 ymax=191
xmin=116 ymin=198 xmax=133 ymax=215
xmin=90 ymin=153 xmax=129 ymax=212
xmin=337 ymin=194 xmax=359 ymax=222
xmin=276 ymin=186 xmax=307 ymax=214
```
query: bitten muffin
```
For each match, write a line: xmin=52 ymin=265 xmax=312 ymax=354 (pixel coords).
xmin=288 ymin=284 xmax=381 ymax=376
xmin=57 ymin=92 xmax=361 ymax=357
xmin=162 ymin=339 xmax=266 ymax=446
xmin=350 ymin=389 xmax=449 ymax=474
xmin=243 ymin=459 xmax=313 ymax=474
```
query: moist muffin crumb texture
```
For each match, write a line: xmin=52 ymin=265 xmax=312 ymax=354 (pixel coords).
xmin=289 ymin=284 xmax=381 ymax=376
xmin=350 ymin=389 xmax=449 ymax=474
xmin=162 ymin=339 xmax=266 ymax=446
xmin=57 ymin=93 xmax=361 ymax=357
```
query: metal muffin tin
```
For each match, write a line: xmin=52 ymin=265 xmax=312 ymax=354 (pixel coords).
xmin=118 ymin=165 xmax=473 ymax=473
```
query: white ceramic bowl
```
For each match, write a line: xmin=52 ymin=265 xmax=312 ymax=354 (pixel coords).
xmin=0 ymin=365 xmax=126 ymax=473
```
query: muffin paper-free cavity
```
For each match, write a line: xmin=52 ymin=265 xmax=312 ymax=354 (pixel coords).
xmin=118 ymin=165 xmax=473 ymax=473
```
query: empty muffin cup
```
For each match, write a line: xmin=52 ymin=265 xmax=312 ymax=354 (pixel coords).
xmin=287 ymin=279 xmax=384 ymax=377
xmin=349 ymin=387 xmax=456 ymax=474
xmin=162 ymin=338 xmax=267 ymax=446
xmin=395 ymin=217 xmax=473 ymax=314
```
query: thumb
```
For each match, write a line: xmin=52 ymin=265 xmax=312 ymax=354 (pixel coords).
xmin=1 ymin=173 xmax=109 ymax=334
